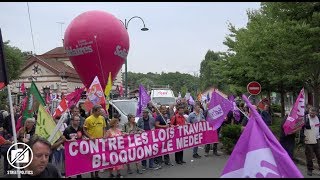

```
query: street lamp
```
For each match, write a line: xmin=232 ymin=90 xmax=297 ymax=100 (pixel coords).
xmin=119 ymin=16 xmax=149 ymax=97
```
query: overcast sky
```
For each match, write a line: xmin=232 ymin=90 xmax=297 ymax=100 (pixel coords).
xmin=0 ymin=2 xmax=260 ymax=75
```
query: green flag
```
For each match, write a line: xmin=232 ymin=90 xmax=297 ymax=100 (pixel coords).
xmin=22 ymin=81 xmax=46 ymax=123
xmin=36 ymin=104 xmax=62 ymax=144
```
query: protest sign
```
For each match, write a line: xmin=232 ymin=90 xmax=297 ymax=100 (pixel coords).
xmin=65 ymin=121 xmax=218 ymax=177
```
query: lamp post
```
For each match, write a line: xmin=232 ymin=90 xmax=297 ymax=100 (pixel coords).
xmin=120 ymin=16 xmax=149 ymax=97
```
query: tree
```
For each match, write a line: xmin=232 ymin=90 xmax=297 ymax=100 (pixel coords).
xmin=199 ymin=50 xmax=227 ymax=91
xmin=3 ymin=41 xmax=24 ymax=80
xmin=126 ymin=71 xmax=200 ymax=97
xmin=260 ymin=2 xmax=320 ymax=111
xmin=137 ymin=77 xmax=154 ymax=89
xmin=223 ymin=4 xmax=309 ymax=117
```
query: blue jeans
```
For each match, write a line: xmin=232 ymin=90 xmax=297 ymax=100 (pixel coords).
xmin=193 ymin=146 xmax=198 ymax=155
xmin=142 ymin=158 xmax=154 ymax=168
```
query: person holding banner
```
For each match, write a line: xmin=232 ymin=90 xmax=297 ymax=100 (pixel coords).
xmin=155 ymin=105 xmax=174 ymax=166
xmin=188 ymin=103 xmax=205 ymax=159
xmin=50 ymin=134 xmax=67 ymax=177
xmin=170 ymin=106 xmax=187 ymax=164
xmin=137 ymin=109 xmax=161 ymax=171
xmin=63 ymin=115 xmax=84 ymax=178
xmin=122 ymin=114 xmax=144 ymax=174
xmin=63 ymin=115 xmax=83 ymax=142
xmin=83 ymin=105 xmax=106 ymax=178
xmin=106 ymin=118 xmax=124 ymax=178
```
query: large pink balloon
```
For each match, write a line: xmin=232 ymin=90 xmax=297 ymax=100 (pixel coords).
xmin=64 ymin=10 xmax=129 ymax=89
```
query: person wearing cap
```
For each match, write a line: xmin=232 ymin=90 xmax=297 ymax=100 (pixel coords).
xmin=137 ymin=109 xmax=156 ymax=132
xmin=83 ymin=104 xmax=106 ymax=178
xmin=17 ymin=117 xmax=36 ymax=143
xmin=137 ymin=108 xmax=160 ymax=171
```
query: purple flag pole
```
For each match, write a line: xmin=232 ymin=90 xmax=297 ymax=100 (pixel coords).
xmin=220 ymin=94 xmax=303 ymax=178
xmin=136 ymin=84 xmax=151 ymax=117
xmin=283 ymin=88 xmax=305 ymax=135
xmin=228 ymin=95 xmax=241 ymax=121
xmin=206 ymin=90 xmax=234 ymax=130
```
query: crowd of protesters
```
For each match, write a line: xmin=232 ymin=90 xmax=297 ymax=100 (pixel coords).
xmin=0 ymin=95 xmax=319 ymax=177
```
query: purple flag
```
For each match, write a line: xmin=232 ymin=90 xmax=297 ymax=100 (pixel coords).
xmin=136 ymin=84 xmax=151 ymax=117
xmin=283 ymin=88 xmax=305 ymax=135
xmin=188 ymin=96 xmax=195 ymax=105
xmin=206 ymin=90 xmax=233 ymax=130
xmin=228 ymin=95 xmax=241 ymax=122
xmin=221 ymin=94 xmax=303 ymax=178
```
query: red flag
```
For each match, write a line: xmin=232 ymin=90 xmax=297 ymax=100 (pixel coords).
xmin=84 ymin=76 xmax=106 ymax=112
xmin=66 ymin=87 xmax=85 ymax=108
xmin=0 ymin=135 xmax=6 ymax=145
xmin=16 ymin=95 xmax=28 ymax=132
xmin=20 ymin=82 xmax=26 ymax=94
xmin=46 ymin=93 xmax=51 ymax=104
xmin=15 ymin=116 xmax=23 ymax=132
xmin=53 ymin=98 xmax=68 ymax=118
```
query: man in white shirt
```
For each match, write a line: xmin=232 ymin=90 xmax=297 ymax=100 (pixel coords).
xmin=304 ymin=107 xmax=320 ymax=176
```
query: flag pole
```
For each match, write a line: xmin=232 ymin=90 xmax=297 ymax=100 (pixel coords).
xmin=7 ymin=85 xmax=21 ymax=178
xmin=150 ymin=100 xmax=168 ymax=125
xmin=235 ymin=106 xmax=249 ymax=119
xmin=47 ymin=111 xmax=65 ymax=143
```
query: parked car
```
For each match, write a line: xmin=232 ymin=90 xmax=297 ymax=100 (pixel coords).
xmin=108 ymin=98 xmax=139 ymax=129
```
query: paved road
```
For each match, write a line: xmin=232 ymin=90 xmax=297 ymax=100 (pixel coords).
xmin=78 ymin=147 xmax=320 ymax=178
xmin=1 ymin=146 xmax=320 ymax=178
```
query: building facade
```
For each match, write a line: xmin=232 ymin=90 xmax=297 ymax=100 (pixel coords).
xmin=10 ymin=47 xmax=123 ymax=104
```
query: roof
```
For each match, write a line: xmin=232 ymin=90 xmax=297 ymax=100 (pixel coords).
xmin=37 ymin=47 xmax=67 ymax=59
xmin=129 ymin=88 xmax=139 ymax=93
xmin=22 ymin=55 xmax=79 ymax=79
xmin=110 ymin=99 xmax=137 ymax=102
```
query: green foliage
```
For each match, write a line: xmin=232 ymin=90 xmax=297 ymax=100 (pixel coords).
xmin=269 ymin=116 xmax=282 ymax=139
xmin=0 ymin=41 xmax=25 ymax=107
xmin=271 ymin=104 xmax=281 ymax=113
xmin=220 ymin=116 xmax=282 ymax=155
xmin=180 ymin=85 xmax=188 ymax=97
xmin=220 ymin=124 xmax=242 ymax=155
xmin=3 ymin=41 xmax=24 ymax=80
xmin=197 ymin=2 xmax=320 ymax=116
xmin=127 ymin=71 xmax=200 ymax=97
xmin=136 ymin=77 xmax=154 ymax=89
xmin=199 ymin=51 xmax=230 ymax=92
xmin=0 ymin=90 xmax=8 ymax=110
